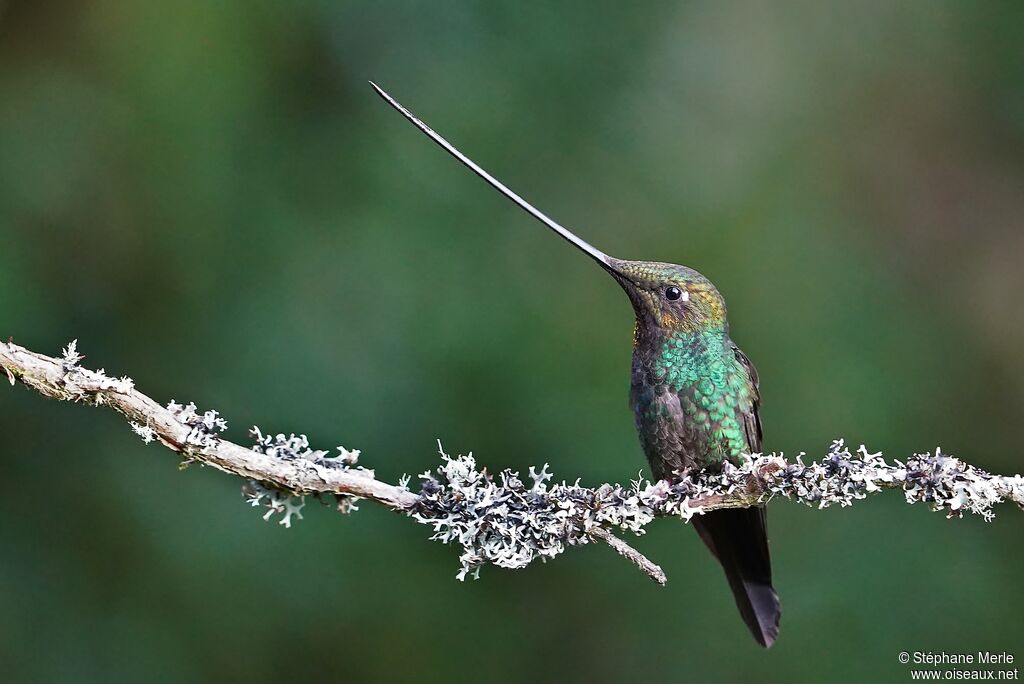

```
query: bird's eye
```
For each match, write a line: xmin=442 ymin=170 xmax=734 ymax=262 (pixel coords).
xmin=665 ymin=286 xmax=684 ymax=301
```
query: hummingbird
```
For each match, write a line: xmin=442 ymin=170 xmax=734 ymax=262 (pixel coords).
xmin=372 ymin=83 xmax=781 ymax=647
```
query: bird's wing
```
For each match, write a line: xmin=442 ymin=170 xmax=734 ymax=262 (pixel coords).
xmin=692 ymin=343 xmax=778 ymax=648
xmin=731 ymin=343 xmax=763 ymax=454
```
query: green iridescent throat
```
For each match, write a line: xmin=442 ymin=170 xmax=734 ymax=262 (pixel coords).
xmin=650 ymin=327 xmax=752 ymax=465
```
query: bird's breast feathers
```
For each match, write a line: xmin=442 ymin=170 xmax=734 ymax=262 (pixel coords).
xmin=630 ymin=330 xmax=760 ymax=479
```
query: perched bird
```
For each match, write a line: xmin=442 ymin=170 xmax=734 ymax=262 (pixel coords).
xmin=372 ymin=83 xmax=781 ymax=647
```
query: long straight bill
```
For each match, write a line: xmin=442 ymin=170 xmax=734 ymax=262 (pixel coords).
xmin=370 ymin=82 xmax=613 ymax=268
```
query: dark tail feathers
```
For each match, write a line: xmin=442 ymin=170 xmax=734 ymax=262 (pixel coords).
xmin=692 ymin=506 xmax=781 ymax=648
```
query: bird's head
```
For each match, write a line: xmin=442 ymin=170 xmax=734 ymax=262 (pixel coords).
xmin=606 ymin=259 xmax=728 ymax=335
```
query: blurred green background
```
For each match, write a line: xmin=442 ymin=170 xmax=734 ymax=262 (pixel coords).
xmin=2 ymin=1 xmax=1022 ymax=682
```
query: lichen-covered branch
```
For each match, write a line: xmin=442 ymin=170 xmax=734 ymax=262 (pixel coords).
xmin=2 ymin=339 xmax=1023 ymax=586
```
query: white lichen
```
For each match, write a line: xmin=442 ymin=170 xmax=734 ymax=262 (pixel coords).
xmin=56 ymin=341 xmax=133 ymax=398
xmin=411 ymin=442 xmax=657 ymax=581
xmin=249 ymin=427 xmax=363 ymax=468
xmin=242 ymin=427 xmax=373 ymax=524
xmin=61 ymin=340 xmax=84 ymax=368
xmin=250 ymin=427 xmax=326 ymax=460
xmin=327 ymin=446 xmax=361 ymax=466
xmin=244 ymin=480 xmax=305 ymax=528
xmin=130 ymin=421 xmax=156 ymax=444
xmin=167 ymin=400 xmax=227 ymax=448
xmin=408 ymin=439 xmax=1023 ymax=581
